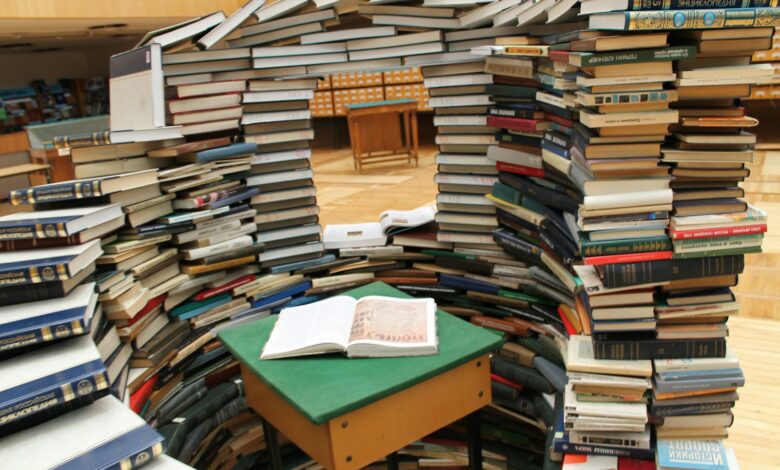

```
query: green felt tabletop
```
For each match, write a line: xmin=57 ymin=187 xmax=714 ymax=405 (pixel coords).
xmin=218 ymin=282 xmax=503 ymax=425
xmin=345 ymin=98 xmax=417 ymax=109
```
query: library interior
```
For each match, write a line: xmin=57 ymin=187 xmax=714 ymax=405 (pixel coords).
xmin=1 ymin=0 xmax=779 ymax=469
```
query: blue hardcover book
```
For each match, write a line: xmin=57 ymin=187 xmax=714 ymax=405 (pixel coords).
xmin=656 ymin=368 xmax=743 ymax=382
xmin=0 ymin=239 xmax=101 ymax=287
xmin=252 ymin=281 xmax=312 ymax=309
xmin=272 ymin=295 xmax=322 ymax=313
xmin=269 ymin=253 xmax=336 ymax=274
xmin=438 ymin=273 xmax=500 ymax=295
xmin=0 ymin=204 xmax=123 ymax=240
xmin=0 ymin=395 xmax=164 ymax=468
xmin=656 ymin=439 xmax=728 ymax=470
xmin=183 ymin=142 xmax=257 ymax=163
xmin=589 ymin=7 xmax=780 ymax=31
xmin=653 ymin=374 xmax=745 ymax=394
xmin=0 ymin=283 xmax=97 ymax=352
xmin=541 ymin=139 xmax=571 ymax=159
xmin=0 ymin=335 xmax=108 ymax=430
xmin=9 ymin=170 xmax=158 ymax=206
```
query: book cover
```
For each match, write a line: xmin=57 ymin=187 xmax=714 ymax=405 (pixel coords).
xmin=656 ymin=439 xmax=728 ymax=470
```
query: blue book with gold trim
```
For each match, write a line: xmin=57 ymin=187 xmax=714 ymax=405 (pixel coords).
xmin=0 ymin=239 xmax=102 ymax=287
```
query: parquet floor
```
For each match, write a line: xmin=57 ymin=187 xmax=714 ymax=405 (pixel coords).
xmin=311 ymin=146 xmax=780 ymax=470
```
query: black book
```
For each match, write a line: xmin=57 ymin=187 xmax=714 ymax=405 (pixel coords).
xmin=598 ymin=255 xmax=745 ymax=289
xmin=593 ymin=333 xmax=727 ymax=360
xmin=499 ymin=172 xmax=581 ymax=213
xmin=0 ymin=263 xmax=95 ymax=307
xmin=491 ymin=356 xmax=555 ymax=394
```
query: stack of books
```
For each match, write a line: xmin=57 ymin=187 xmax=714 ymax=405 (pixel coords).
xmin=0 ymin=201 xmax=165 ymax=465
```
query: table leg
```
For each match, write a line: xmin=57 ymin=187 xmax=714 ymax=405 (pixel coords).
xmin=386 ymin=452 xmax=400 ymax=470
xmin=402 ymin=111 xmax=411 ymax=164
xmin=262 ymin=418 xmax=283 ymax=470
xmin=466 ymin=412 xmax=481 ymax=470
xmin=411 ymin=111 xmax=419 ymax=167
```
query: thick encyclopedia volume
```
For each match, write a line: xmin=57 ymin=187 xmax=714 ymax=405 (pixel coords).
xmin=598 ymin=255 xmax=744 ymax=288
xmin=590 ymin=7 xmax=780 ymax=31
xmin=629 ymin=0 xmax=777 ymax=10
xmin=593 ymin=336 xmax=727 ymax=360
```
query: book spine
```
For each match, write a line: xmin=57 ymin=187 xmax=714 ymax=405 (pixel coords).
xmin=471 ymin=316 xmax=528 ymax=336
xmin=489 ymin=108 xmax=540 ymax=119
xmin=193 ymin=274 xmax=256 ymax=301
xmin=496 ymin=162 xmax=546 ymax=177
xmin=581 ymin=236 xmax=672 ymax=256
xmin=650 ymin=402 xmax=735 ymax=417
xmin=487 ymin=115 xmax=541 ymax=133
xmin=654 ymin=376 xmax=744 ymax=394
xmin=578 ymin=46 xmax=697 ymax=67
xmin=492 ymin=230 xmax=545 ymax=262
xmin=672 ymin=246 xmax=761 ymax=259
xmin=0 ymin=317 xmax=87 ymax=352
xmin=556 ymin=440 xmax=655 ymax=459
xmin=670 ymin=223 xmax=767 ymax=239
xmin=52 ymin=131 xmax=111 ymax=149
xmin=629 ymin=0 xmax=776 ymax=10
xmin=500 ymin=172 xmax=579 ymax=213
xmin=0 ymin=262 xmax=71 ymax=287
xmin=485 ymin=62 xmax=535 ymax=79
xmin=599 ymin=255 xmax=744 ymax=288
xmin=593 ymin=337 xmax=727 ymax=360
xmin=0 ymin=362 xmax=108 ymax=427
xmin=621 ymin=8 xmax=780 ymax=31
xmin=584 ymin=250 xmax=673 ymax=265
xmin=10 ymin=180 xmax=103 ymax=206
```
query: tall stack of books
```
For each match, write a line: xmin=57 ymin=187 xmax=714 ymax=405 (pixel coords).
xmin=0 ymin=194 xmax=166 ymax=465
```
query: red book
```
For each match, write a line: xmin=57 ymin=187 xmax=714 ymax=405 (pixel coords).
xmin=544 ymin=113 xmax=574 ymax=128
xmin=557 ymin=306 xmax=577 ymax=335
xmin=491 ymin=373 xmax=524 ymax=391
xmin=496 ymin=161 xmax=545 ymax=177
xmin=618 ymin=458 xmax=656 ymax=470
xmin=130 ymin=375 xmax=158 ymax=414
xmin=124 ymin=295 xmax=166 ymax=327
xmin=584 ymin=250 xmax=673 ymax=265
xmin=487 ymin=115 xmax=546 ymax=133
xmin=670 ymin=223 xmax=767 ymax=240
xmin=549 ymin=50 xmax=570 ymax=63
xmin=193 ymin=274 xmax=257 ymax=301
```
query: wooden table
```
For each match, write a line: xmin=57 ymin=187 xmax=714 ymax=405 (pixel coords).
xmin=218 ymin=282 xmax=503 ymax=470
xmin=346 ymin=99 xmax=420 ymax=172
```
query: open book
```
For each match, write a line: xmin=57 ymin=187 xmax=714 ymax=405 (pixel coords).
xmin=260 ymin=295 xmax=438 ymax=359
xmin=322 ymin=205 xmax=436 ymax=249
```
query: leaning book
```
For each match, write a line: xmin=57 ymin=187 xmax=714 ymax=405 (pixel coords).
xmin=260 ymin=296 xmax=438 ymax=359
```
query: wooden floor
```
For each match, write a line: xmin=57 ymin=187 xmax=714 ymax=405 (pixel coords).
xmin=312 ymin=146 xmax=780 ymax=470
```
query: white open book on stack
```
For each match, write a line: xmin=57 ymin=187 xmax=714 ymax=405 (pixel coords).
xmin=260 ymin=295 xmax=438 ymax=359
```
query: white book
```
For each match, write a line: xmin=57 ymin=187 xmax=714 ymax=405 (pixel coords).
xmin=242 ymin=9 xmax=336 ymax=36
xmin=349 ymin=42 xmax=445 ymax=61
xmin=185 ymin=223 xmax=258 ymax=247
xmin=435 ymin=173 xmax=498 ymax=186
xmin=254 ymin=224 xmax=323 ymax=243
xmin=230 ymin=22 xmax=324 ymax=48
xmin=245 ymin=129 xmax=315 ymax=144
xmin=433 ymin=115 xmax=488 ymax=126
xmin=582 ymin=178 xmax=670 ymax=197
xmin=134 ymin=313 xmax=169 ymax=349
xmin=566 ymin=335 xmax=652 ymax=377
xmin=494 ymin=1 xmax=535 ymax=25
xmin=459 ymin=0 xmax=524 ymax=28
xmin=197 ymin=0 xmax=267 ymax=50
xmin=242 ymin=109 xmax=312 ymax=125
xmin=428 ymin=94 xmax=494 ymax=107
xmin=424 ymin=0 xmax=493 ymax=6
xmin=163 ymin=48 xmax=251 ymax=65
xmin=0 ymin=395 xmax=162 ymax=468
xmin=487 ymin=145 xmax=543 ymax=168
xmin=437 ymin=154 xmax=492 ymax=165
xmin=138 ymin=11 xmax=226 ymax=49
xmin=110 ymin=126 xmax=184 ymax=144
xmin=254 ymin=0 xmax=309 ymax=22
xmin=261 ymin=295 xmax=437 ymax=359
xmin=576 ymin=73 xmax=677 ymax=87
xmin=516 ymin=0 xmax=556 ymax=26
xmin=252 ymin=149 xmax=313 ymax=165
xmin=247 ymin=169 xmax=314 ymax=186
xmin=243 ymin=89 xmax=314 ymax=103
xmin=435 ymin=134 xmax=497 ymax=145
xmin=252 ymin=42 xmax=347 ymax=58
xmin=435 ymin=213 xmax=497 ymax=225
xmin=183 ymin=235 xmax=254 ymax=260
xmin=143 ymin=455 xmax=196 ymax=470
xmin=424 ymin=73 xmax=493 ymax=88
xmin=404 ymin=51 xmax=482 ymax=67
xmin=252 ymin=186 xmax=317 ymax=205
xmin=258 ymin=241 xmax=324 ymax=262
xmin=109 ymin=44 xmax=165 ymax=131
xmin=323 ymin=223 xmax=387 ymax=249
xmin=372 ymin=14 xmax=462 ymax=29
xmin=253 ymin=53 xmax=348 ymax=69
xmin=654 ymin=349 xmax=739 ymax=373
xmin=448 ymin=38 xmax=496 ymax=52
xmin=255 ymin=206 xmax=320 ymax=225
xmin=347 ymin=30 xmax=442 ymax=51
xmin=583 ymin=189 xmax=673 ymax=211
xmin=306 ymin=57 xmax=403 ymax=74
xmin=437 ymin=193 xmax=495 ymax=206
xmin=445 ymin=25 xmax=525 ymax=42
xmin=302 ymin=26 xmax=397 ymax=45
xmin=579 ymin=109 xmax=679 ymax=128
xmin=565 ymin=385 xmax=648 ymax=422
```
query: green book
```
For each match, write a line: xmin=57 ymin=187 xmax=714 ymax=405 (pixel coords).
xmin=580 ymin=235 xmax=672 ymax=257
xmin=420 ymin=249 xmax=477 ymax=260
xmin=218 ymin=282 xmax=503 ymax=424
xmin=672 ymin=246 xmax=762 ymax=259
xmin=492 ymin=182 xmax=523 ymax=206
xmin=674 ymin=233 xmax=763 ymax=246
xmin=569 ymin=45 xmax=697 ymax=67
xmin=498 ymin=288 xmax=556 ymax=307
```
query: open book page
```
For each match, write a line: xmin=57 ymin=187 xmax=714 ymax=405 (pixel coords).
xmin=379 ymin=206 xmax=437 ymax=235
xmin=346 ymin=296 xmax=437 ymax=357
xmin=260 ymin=296 xmax=356 ymax=359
